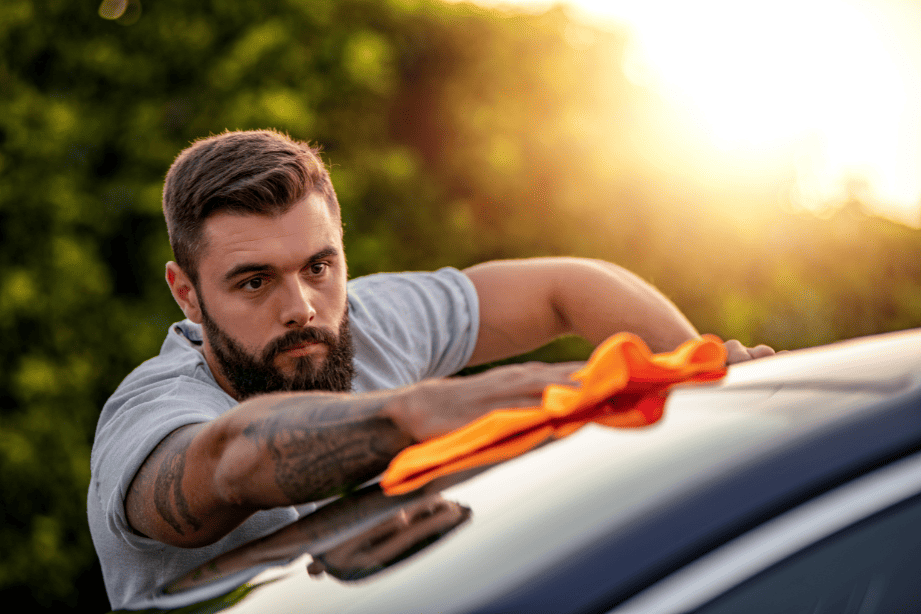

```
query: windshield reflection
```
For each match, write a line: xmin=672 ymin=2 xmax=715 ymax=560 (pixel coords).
xmin=163 ymin=486 xmax=471 ymax=595
xmin=307 ymin=496 xmax=471 ymax=581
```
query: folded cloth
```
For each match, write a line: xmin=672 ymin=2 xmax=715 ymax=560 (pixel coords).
xmin=381 ymin=333 xmax=727 ymax=495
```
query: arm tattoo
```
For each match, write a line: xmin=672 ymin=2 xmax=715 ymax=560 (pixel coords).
xmin=150 ymin=428 xmax=203 ymax=536
xmin=243 ymin=395 xmax=411 ymax=503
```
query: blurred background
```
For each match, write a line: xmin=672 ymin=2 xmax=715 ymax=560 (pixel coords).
xmin=2 ymin=0 xmax=920 ymax=609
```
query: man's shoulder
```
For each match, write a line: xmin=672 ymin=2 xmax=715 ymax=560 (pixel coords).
xmin=347 ymin=267 xmax=475 ymax=312
xmin=120 ymin=320 xmax=209 ymax=385
xmin=347 ymin=266 xmax=467 ymax=290
xmin=346 ymin=268 xmax=480 ymax=388
xmin=102 ymin=320 xmax=231 ymax=420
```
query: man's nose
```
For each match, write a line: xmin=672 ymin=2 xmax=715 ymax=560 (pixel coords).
xmin=279 ymin=278 xmax=317 ymax=327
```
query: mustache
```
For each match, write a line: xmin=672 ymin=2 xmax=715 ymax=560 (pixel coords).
xmin=261 ymin=326 xmax=338 ymax=362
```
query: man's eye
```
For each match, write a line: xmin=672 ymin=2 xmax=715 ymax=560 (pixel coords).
xmin=309 ymin=263 xmax=328 ymax=275
xmin=242 ymin=277 xmax=264 ymax=291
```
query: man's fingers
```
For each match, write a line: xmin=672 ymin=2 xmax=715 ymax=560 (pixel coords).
xmin=724 ymin=339 xmax=779 ymax=364
xmin=479 ymin=361 xmax=583 ymax=393
xmin=723 ymin=339 xmax=749 ymax=365
xmin=746 ymin=344 xmax=776 ymax=359
xmin=398 ymin=361 xmax=588 ymax=441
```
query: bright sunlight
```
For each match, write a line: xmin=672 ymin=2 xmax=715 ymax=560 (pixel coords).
xmin=459 ymin=0 xmax=921 ymax=225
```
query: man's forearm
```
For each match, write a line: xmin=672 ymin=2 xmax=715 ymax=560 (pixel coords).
xmin=550 ymin=258 xmax=699 ymax=352
xmin=216 ymin=392 xmax=414 ymax=507
xmin=465 ymin=258 xmax=699 ymax=365
xmin=127 ymin=389 xmax=413 ymax=548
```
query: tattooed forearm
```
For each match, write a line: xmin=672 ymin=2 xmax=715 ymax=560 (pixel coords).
xmin=150 ymin=428 xmax=203 ymax=536
xmin=125 ymin=391 xmax=415 ymax=546
xmin=242 ymin=394 xmax=413 ymax=503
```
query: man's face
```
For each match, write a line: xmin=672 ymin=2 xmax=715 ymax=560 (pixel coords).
xmin=199 ymin=298 xmax=354 ymax=399
xmin=191 ymin=194 xmax=353 ymax=399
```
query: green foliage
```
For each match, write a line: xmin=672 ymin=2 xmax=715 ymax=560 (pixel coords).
xmin=1 ymin=0 xmax=920 ymax=610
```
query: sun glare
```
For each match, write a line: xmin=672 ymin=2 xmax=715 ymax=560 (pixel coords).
xmin=607 ymin=0 xmax=920 ymax=220
xmin=460 ymin=0 xmax=921 ymax=224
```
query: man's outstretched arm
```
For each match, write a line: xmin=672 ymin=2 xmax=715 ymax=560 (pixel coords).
xmin=125 ymin=391 xmax=410 ymax=548
xmin=464 ymin=257 xmax=774 ymax=365
xmin=125 ymin=361 xmax=579 ymax=548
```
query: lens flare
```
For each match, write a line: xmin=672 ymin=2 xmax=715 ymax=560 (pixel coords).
xmin=97 ymin=0 xmax=127 ymax=20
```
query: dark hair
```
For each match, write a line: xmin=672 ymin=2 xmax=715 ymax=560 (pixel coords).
xmin=162 ymin=129 xmax=340 ymax=285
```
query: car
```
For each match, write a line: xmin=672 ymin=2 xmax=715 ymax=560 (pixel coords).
xmin=129 ymin=328 xmax=921 ymax=613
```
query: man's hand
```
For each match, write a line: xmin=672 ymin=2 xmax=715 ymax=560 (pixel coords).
xmin=384 ymin=361 xmax=582 ymax=442
xmin=724 ymin=339 xmax=779 ymax=364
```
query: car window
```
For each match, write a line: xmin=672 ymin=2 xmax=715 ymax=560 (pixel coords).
xmin=691 ymin=493 xmax=921 ymax=614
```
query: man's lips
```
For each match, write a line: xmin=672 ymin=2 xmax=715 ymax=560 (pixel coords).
xmin=282 ymin=342 xmax=326 ymax=358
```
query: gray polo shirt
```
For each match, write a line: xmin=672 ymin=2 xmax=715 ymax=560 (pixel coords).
xmin=88 ymin=268 xmax=479 ymax=610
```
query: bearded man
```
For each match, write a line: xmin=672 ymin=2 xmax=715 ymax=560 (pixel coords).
xmin=88 ymin=129 xmax=774 ymax=610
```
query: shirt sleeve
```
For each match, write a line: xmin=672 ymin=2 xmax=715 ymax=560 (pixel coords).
xmin=347 ymin=267 xmax=480 ymax=392
xmin=88 ymin=331 xmax=302 ymax=609
xmin=90 ymin=355 xmax=235 ymax=552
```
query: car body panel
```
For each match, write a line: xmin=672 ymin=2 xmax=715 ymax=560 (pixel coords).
xmin=613 ymin=450 xmax=921 ymax=613
xmin=147 ymin=328 xmax=921 ymax=614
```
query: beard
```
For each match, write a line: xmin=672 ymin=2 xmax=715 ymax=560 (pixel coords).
xmin=199 ymin=301 xmax=355 ymax=400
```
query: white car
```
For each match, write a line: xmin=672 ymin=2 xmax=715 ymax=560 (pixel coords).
xmin=139 ymin=329 xmax=921 ymax=614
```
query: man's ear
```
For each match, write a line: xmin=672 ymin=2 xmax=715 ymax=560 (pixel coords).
xmin=166 ymin=262 xmax=203 ymax=324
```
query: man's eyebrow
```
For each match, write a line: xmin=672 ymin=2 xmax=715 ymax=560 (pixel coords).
xmin=308 ymin=247 xmax=339 ymax=263
xmin=223 ymin=263 xmax=272 ymax=284
xmin=222 ymin=247 xmax=340 ymax=284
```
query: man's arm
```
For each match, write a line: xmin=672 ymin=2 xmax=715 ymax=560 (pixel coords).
xmin=125 ymin=391 xmax=409 ymax=548
xmin=464 ymin=257 xmax=775 ymax=365
xmin=464 ymin=258 xmax=699 ymax=365
xmin=125 ymin=361 xmax=579 ymax=548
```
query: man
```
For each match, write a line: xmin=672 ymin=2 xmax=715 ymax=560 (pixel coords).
xmin=89 ymin=129 xmax=774 ymax=610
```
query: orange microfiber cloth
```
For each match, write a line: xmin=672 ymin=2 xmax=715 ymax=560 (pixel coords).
xmin=380 ymin=333 xmax=727 ymax=495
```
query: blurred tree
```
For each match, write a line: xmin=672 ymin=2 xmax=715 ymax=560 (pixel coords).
xmin=1 ymin=0 xmax=920 ymax=610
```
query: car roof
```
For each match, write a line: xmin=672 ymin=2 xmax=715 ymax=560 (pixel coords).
xmin=157 ymin=328 xmax=921 ymax=614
